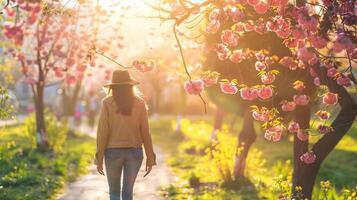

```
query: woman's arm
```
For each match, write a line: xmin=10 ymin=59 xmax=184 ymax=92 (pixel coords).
xmin=139 ymin=102 xmax=156 ymax=166
xmin=96 ymin=99 xmax=110 ymax=166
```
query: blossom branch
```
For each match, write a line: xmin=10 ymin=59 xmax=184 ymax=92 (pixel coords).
xmin=94 ymin=50 xmax=132 ymax=69
xmin=173 ymin=24 xmax=207 ymax=113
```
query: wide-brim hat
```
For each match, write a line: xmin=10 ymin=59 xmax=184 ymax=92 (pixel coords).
xmin=103 ymin=70 xmax=139 ymax=88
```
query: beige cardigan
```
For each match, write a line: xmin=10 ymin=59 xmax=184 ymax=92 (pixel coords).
xmin=96 ymin=96 xmax=156 ymax=166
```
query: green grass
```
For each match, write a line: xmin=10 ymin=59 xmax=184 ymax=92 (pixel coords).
xmin=150 ymin=116 xmax=357 ymax=200
xmin=0 ymin=124 xmax=96 ymax=200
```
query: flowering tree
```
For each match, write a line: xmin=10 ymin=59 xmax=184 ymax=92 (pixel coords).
xmin=137 ymin=0 xmax=356 ymax=198
xmin=59 ymin=1 xmax=124 ymax=117
xmin=2 ymin=1 xmax=89 ymax=148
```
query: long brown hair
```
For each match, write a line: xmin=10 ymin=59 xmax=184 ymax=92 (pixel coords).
xmin=110 ymin=84 xmax=136 ymax=115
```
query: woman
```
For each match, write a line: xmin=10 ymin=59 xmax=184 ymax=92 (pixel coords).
xmin=96 ymin=70 xmax=156 ymax=200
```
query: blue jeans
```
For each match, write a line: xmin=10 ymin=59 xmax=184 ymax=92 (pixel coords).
xmin=105 ymin=148 xmax=143 ymax=200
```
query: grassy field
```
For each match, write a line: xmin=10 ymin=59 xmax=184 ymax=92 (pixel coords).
xmin=0 ymin=118 xmax=96 ymax=200
xmin=150 ymin=115 xmax=357 ymax=200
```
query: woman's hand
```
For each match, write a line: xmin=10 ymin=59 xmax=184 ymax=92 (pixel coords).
xmin=97 ymin=163 xmax=105 ymax=176
xmin=143 ymin=164 xmax=152 ymax=177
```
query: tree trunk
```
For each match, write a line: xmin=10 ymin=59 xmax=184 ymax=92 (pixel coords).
xmin=292 ymin=105 xmax=310 ymax=198
xmin=292 ymin=65 xmax=357 ymax=199
xmin=233 ymin=109 xmax=257 ymax=179
xmin=34 ymin=83 xmax=49 ymax=150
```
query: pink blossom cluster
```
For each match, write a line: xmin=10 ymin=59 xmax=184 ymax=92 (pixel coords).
xmin=322 ymin=92 xmax=338 ymax=105
xmin=297 ymin=129 xmax=309 ymax=141
xmin=266 ymin=16 xmax=292 ymax=38
xmin=240 ymin=86 xmax=273 ymax=101
xmin=317 ymin=124 xmax=334 ymax=134
xmin=202 ymin=73 xmax=220 ymax=87
xmin=221 ymin=30 xmax=238 ymax=47
xmin=264 ymin=125 xmax=283 ymax=142
xmin=3 ymin=22 xmax=24 ymax=46
xmin=132 ymin=60 xmax=156 ymax=73
xmin=280 ymin=100 xmax=296 ymax=112
xmin=315 ymin=110 xmax=330 ymax=120
xmin=184 ymin=80 xmax=204 ymax=95
xmin=251 ymin=107 xmax=275 ymax=122
xmin=300 ymin=151 xmax=316 ymax=164
xmin=220 ymin=82 xmax=238 ymax=94
xmin=293 ymin=94 xmax=310 ymax=106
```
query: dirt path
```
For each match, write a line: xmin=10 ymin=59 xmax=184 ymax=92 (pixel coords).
xmin=58 ymin=126 xmax=175 ymax=200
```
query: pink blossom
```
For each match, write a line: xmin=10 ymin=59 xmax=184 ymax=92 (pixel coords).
xmin=233 ymin=22 xmax=245 ymax=33
xmin=298 ymin=15 xmax=318 ymax=32
xmin=3 ymin=22 xmax=24 ymax=46
xmin=244 ymin=20 xmax=255 ymax=32
xmin=215 ymin=44 xmax=230 ymax=60
xmin=255 ymin=61 xmax=266 ymax=71
xmin=184 ymin=80 xmax=204 ymax=95
xmin=281 ymin=101 xmax=296 ymax=112
xmin=252 ymin=111 xmax=270 ymax=122
xmin=315 ymin=110 xmax=330 ymax=120
xmin=284 ymin=38 xmax=298 ymax=49
xmin=26 ymin=104 xmax=35 ymax=113
xmin=258 ymin=87 xmax=273 ymax=100
xmin=5 ymin=7 xmax=16 ymax=17
xmin=317 ymin=124 xmax=334 ymax=134
xmin=297 ymin=130 xmax=309 ymax=141
xmin=276 ymin=29 xmax=292 ymax=38
xmin=292 ymin=29 xmax=306 ymax=40
xmin=266 ymin=20 xmax=279 ymax=32
xmin=310 ymin=35 xmax=328 ymax=49
xmin=132 ymin=60 xmax=156 ymax=72
xmin=297 ymin=47 xmax=316 ymax=62
xmin=327 ymin=68 xmax=338 ymax=78
xmin=227 ymin=7 xmax=245 ymax=22
xmin=240 ymin=87 xmax=259 ymax=100
xmin=203 ymin=76 xmax=219 ymax=87
xmin=293 ymin=94 xmax=310 ymax=106
xmin=230 ymin=49 xmax=245 ymax=63
xmin=208 ymin=9 xmax=220 ymax=22
xmin=53 ymin=68 xmax=63 ymax=77
xmin=264 ymin=125 xmax=283 ymax=142
xmin=205 ymin=21 xmax=221 ymax=34
xmin=247 ymin=0 xmax=259 ymax=6
xmin=261 ymin=73 xmax=276 ymax=84
xmin=322 ymin=92 xmax=338 ymax=105
xmin=336 ymin=76 xmax=352 ymax=87
xmin=300 ymin=151 xmax=316 ymax=164
xmin=254 ymin=21 xmax=266 ymax=34
xmin=26 ymin=77 xmax=35 ymax=85
xmin=288 ymin=121 xmax=300 ymax=133
xmin=66 ymin=74 xmax=76 ymax=85
xmin=220 ymin=82 xmax=238 ymax=94
xmin=254 ymin=2 xmax=269 ymax=14
xmin=265 ymin=57 xmax=274 ymax=66
xmin=279 ymin=57 xmax=298 ymax=70
xmin=255 ymin=52 xmax=266 ymax=61
xmin=221 ymin=30 xmax=238 ymax=47
xmin=313 ymin=77 xmax=321 ymax=86
xmin=332 ymin=33 xmax=353 ymax=53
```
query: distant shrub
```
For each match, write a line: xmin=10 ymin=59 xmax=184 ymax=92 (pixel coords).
xmin=0 ymin=86 xmax=13 ymax=120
